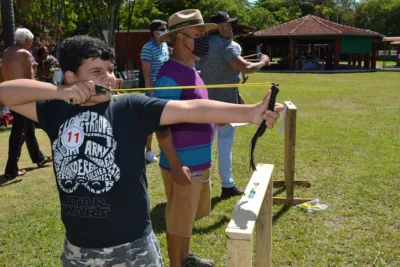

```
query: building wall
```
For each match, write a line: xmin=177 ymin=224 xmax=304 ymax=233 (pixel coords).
xmin=114 ymin=31 xmax=151 ymax=71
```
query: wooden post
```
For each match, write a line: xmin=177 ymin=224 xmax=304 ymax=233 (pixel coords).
xmin=284 ymin=101 xmax=296 ymax=205
xmin=226 ymin=164 xmax=274 ymax=267
xmin=334 ymin=37 xmax=341 ymax=70
xmin=364 ymin=53 xmax=370 ymax=69
xmin=371 ymin=41 xmax=377 ymax=69
xmin=226 ymin=238 xmax=252 ymax=266
xmin=273 ymin=101 xmax=311 ymax=205
xmin=358 ymin=53 xmax=362 ymax=68
xmin=352 ymin=53 xmax=357 ymax=66
xmin=347 ymin=54 xmax=352 ymax=66
xmin=256 ymin=173 xmax=272 ymax=267
xmin=397 ymin=44 xmax=400 ymax=66
xmin=290 ymin=38 xmax=296 ymax=70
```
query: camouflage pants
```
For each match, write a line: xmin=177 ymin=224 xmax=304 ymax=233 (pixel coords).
xmin=60 ymin=231 xmax=163 ymax=267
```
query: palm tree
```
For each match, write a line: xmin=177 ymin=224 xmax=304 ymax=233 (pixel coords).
xmin=1 ymin=0 xmax=16 ymax=48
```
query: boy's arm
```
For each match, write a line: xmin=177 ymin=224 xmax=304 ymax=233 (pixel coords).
xmin=160 ymin=91 xmax=284 ymax=127
xmin=0 ymin=79 xmax=95 ymax=122
xmin=156 ymin=129 xmax=192 ymax=185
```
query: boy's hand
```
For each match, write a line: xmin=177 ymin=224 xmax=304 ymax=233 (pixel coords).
xmin=59 ymin=81 xmax=95 ymax=104
xmin=252 ymin=90 xmax=284 ymax=127
xmin=171 ymin=165 xmax=192 ymax=186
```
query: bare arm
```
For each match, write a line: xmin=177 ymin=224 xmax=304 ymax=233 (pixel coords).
xmin=230 ymin=55 xmax=269 ymax=74
xmin=156 ymin=129 xmax=192 ymax=185
xmin=160 ymin=90 xmax=283 ymax=129
xmin=0 ymin=79 xmax=95 ymax=122
xmin=142 ymin=61 xmax=153 ymax=88
xmin=161 ymin=99 xmax=254 ymax=126
xmin=156 ymin=129 xmax=182 ymax=169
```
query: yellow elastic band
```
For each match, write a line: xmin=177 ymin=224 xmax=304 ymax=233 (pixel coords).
xmin=109 ymin=82 xmax=274 ymax=93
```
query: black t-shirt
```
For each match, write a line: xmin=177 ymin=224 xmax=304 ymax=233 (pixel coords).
xmin=36 ymin=94 xmax=168 ymax=248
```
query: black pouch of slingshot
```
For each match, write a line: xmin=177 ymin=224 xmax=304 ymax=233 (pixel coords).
xmin=249 ymin=84 xmax=279 ymax=171
xmin=95 ymin=84 xmax=110 ymax=95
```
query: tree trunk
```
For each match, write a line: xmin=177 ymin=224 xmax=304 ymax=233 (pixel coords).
xmin=107 ymin=1 xmax=122 ymax=48
xmin=123 ymin=0 xmax=135 ymax=70
xmin=81 ymin=0 xmax=105 ymax=40
xmin=1 ymin=0 xmax=16 ymax=48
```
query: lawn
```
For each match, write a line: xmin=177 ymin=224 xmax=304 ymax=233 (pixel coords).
xmin=0 ymin=72 xmax=399 ymax=266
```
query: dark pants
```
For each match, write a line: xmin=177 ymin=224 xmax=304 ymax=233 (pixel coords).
xmin=5 ymin=111 xmax=45 ymax=177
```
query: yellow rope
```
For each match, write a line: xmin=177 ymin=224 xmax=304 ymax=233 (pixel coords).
xmin=109 ymin=82 xmax=274 ymax=93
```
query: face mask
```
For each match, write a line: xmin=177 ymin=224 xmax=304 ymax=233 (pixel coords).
xmin=182 ymin=33 xmax=209 ymax=58
xmin=159 ymin=29 xmax=168 ymax=35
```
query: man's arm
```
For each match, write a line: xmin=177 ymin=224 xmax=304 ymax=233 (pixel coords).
xmin=229 ymin=55 xmax=269 ymax=74
xmin=0 ymin=79 xmax=95 ymax=122
xmin=156 ymin=129 xmax=192 ymax=185
xmin=160 ymin=91 xmax=283 ymax=127
xmin=142 ymin=61 xmax=153 ymax=89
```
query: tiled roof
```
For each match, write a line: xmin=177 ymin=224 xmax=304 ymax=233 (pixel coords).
xmin=254 ymin=15 xmax=383 ymax=37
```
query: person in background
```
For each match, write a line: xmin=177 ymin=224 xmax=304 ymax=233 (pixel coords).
xmin=200 ymin=11 xmax=270 ymax=199
xmin=36 ymin=45 xmax=59 ymax=84
xmin=140 ymin=19 xmax=170 ymax=163
xmin=1 ymin=28 xmax=52 ymax=180
xmin=228 ymin=36 xmax=246 ymax=104
xmin=154 ymin=9 xmax=218 ymax=267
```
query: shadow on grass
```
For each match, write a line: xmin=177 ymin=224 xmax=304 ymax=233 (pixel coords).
xmin=0 ymin=126 xmax=12 ymax=133
xmin=150 ymin=202 xmax=166 ymax=234
xmin=273 ymin=187 xmax=286 ymax=197
xmin=272 ymin=204 xmax=291 ymax=225
xmin=0 ymin=175 xmax=22 ymax=187
xmin=0 ymin=165 xmax=51 ymax=186
xmin=193 ymin=216 xmax=230 ymax=234
xmin=211 ymin=196 xmax=223 ymax=210
xmin=151 ymin=196 xmax=230 ymax=235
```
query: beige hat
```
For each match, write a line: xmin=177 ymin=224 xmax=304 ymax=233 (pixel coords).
xmin=159 ymin=9 xmax=217 ymax=42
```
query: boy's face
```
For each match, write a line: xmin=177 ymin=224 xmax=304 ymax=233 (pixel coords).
xmin=65 ymin=58 xmax=114 ymax=105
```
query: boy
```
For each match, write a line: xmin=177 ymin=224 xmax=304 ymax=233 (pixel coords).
xmin=0 ymin=35 xmax=283 ymax=266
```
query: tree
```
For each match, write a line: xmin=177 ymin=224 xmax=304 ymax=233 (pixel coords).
xmin=248 ymin=6 xmax=276 ymax=30
xmin=357 ymin=0 xmax=400 ymax=36
xmin=1 ymin=0 xmax=15 ymax=49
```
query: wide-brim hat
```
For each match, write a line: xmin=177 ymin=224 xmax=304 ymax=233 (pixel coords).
xmin=210 ymin=11 xmax=237 ymax=24
xmin=159 ymin=9 xmax=217 ymax=42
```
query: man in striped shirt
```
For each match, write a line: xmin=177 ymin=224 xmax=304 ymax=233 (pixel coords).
xmin=140 ymin=19 xmax=170 ymax=163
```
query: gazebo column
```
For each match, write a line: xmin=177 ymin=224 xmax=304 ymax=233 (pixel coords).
xmin=397 ymin=45 xmax=400 ymax=66
xmin=347 ymin=54 xmax=352 ymax=66
xmin=364 ymin=53 xmax=370 ymax=69
xmin=290 ymin=38 xmax=296 ymax=70
xmin=371 ymin=40 xmax=377 ymax=69
xmin=352 ymin=54 xmax=357 ymax=66
xmin=358 ymin=54 xmax=362 ymax=68
xmin=334 ymin=37 xmax=341 ymax=70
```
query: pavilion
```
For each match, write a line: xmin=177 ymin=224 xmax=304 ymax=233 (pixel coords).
xmin=240 ymin=15 xmax=384 ymax=71
xmin=382 ymin=37 xmax=400 ymax=67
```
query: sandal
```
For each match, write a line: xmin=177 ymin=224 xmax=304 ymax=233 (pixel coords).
xmin=37 ymin=156 xmax=53 ymax=168
xmin=5 ymin=169 xmax=27 ymax=180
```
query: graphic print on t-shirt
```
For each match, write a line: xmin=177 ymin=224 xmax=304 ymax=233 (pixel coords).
xmin=52 ymin=111 xmax=121 ymax=194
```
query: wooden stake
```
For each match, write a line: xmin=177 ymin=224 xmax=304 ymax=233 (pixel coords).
xmin=284 ymin=101 xmax=297 ymax=205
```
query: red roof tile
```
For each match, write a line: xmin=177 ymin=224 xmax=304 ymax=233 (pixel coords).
xmin=254 ymin=15 xmax=383 ymax=37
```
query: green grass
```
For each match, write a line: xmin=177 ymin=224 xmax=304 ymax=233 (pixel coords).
xmin=1 ymin=72 xmax=400 ymax=266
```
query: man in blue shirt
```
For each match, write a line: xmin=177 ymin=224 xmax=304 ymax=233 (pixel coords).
xmin=141 ymin=20 xmax=170 ymax=163
xmin=200 ymin=11 xmax=270 ymax=199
